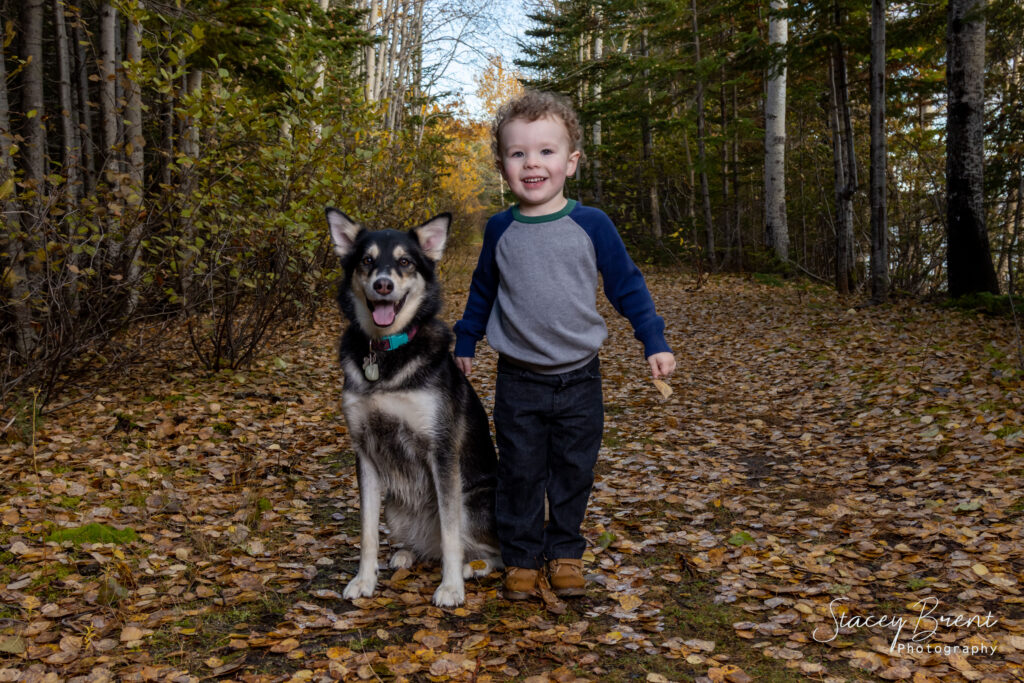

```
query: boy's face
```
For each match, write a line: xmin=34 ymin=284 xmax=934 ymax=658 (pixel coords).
xmin=499 ymin=115 xmax=581 ymax=216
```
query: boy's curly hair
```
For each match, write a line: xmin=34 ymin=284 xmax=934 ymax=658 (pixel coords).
xmin=491 ymin=90 xmax=586 ymax=169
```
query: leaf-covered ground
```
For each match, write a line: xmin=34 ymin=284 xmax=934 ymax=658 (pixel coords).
xmin=2 ymin=269 xmax=1023 ymax=682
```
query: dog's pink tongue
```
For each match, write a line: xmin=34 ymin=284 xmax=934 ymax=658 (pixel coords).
xmin=372 ymin=302 xmax=396 ymax=327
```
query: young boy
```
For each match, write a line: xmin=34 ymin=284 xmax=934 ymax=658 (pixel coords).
xmin=454 ymin=90 xmax=675 ymax=599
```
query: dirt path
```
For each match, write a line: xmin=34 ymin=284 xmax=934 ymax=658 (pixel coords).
xmin=1 ymin=270 xmax=1022 ymax=682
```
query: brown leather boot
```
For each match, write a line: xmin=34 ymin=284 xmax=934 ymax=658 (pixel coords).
xmin=503 ymin=567 xmax=541 ymax=600
xmin=547 ymin=558 xmax=585 ymax=597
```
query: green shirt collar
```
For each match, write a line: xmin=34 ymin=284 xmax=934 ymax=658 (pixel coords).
xmin=512 ymin=199 xmax=577 ymax=223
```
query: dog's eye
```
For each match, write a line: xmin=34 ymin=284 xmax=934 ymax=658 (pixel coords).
xmin=398 ymin=257 xmax=412 ymax=268
xmin=361 ymin=256 xmax=374 ymax=267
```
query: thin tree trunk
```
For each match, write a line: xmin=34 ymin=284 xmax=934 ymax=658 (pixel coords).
xmin=99 ymin=1 xmax=119 ymax=179
xmin=681 ymin=122 xmax=698 ymax=248
xmin=365 ymin=0 xmax=379 ymax=102
xmin=126 ymin=3 xmax=144 ymax=200
xmin=998 ymin=179 xmax=1017 ymax=282
xmin=179 ymin=68 xmax=204 ymax=313
xmin=73 ymin=18 xmax=96 ymax=195
xmin=24 ymin=0 xmax=47 ymax=187
xmin=719 ymin=61 xmax=731 ymax=265
xmin=592 ymin=30 xmax=603 ymax=206
xmin=732 ymin=80 xmax=741 ymax=269
xmin=946 ymin=0 xmax=999 ymax=296
xmin=640 ymin=28 xmax=662 ymax=239
xmin=124 ymin=0 xmax=146 ymax=311
xmin=1011 ymin=170 xmax=1024 ymax=291
xmin=692 ymin=0 xmax=715 ymax=267
xmin=830 ymin=55 xmax=853 ymax=295
xmin=829 ymin=7 xmax=856 ymax=295
xmin=54 ymin=0 xmax=80 ymax=203
xmin=869 ymin=0 xmax=889 ymax=302
xmin=764 ymin=0 xmax=788 ymax=262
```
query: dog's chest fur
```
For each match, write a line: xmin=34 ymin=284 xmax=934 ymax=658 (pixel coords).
xmin=342 ymin=380 xmax=446 ymax=504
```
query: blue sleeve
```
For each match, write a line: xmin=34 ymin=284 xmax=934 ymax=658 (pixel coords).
xmin=453 ymin=214 xmax=505 ymax=357
xmin=587 ymin=211 xmax=671 ymax=358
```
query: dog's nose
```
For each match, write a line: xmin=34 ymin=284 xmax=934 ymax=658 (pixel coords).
xmin=373 ymin=278 xmax=393 ymax=295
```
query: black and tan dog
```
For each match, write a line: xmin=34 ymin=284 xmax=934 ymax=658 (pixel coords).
xmin=326 ymin=208 xmax=501 ymax=607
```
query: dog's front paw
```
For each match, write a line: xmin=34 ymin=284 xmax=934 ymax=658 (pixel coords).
xmin=390 ymin=549 xmax=416 ymax=570
xmin=462 ymin=557 xmax=500 ymax=579
xmin=343 ymin=572 xmax=377 ymax=600
xmin=432 ymin=581 xmax=465 ymax=608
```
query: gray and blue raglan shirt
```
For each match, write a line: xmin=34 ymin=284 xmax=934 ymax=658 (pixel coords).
xmin=453 ymin=200 xmax=671 ymax=374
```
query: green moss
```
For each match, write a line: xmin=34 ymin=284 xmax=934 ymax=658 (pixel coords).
xmin=995 ymin=425 xmax=1021 ymax=439
xmin=46 ymin=523 xmax=137 ymax=545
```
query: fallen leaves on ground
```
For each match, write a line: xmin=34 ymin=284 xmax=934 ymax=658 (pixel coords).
xmin=1 ymin=271 xmax=1022 ymax=682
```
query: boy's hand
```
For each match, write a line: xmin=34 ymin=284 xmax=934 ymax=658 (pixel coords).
xmin=455 ymin=356 xmax=473 ymax=376
xmin=647 ymin=352 xmax=676 ymax=379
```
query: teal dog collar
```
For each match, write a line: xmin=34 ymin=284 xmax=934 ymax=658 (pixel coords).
xmin=370 ymin=326 xmax=418 ymax=352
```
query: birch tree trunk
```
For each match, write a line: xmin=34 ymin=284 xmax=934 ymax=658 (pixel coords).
xmin=869 ymin=0 xmax=889 ymax=301
xmin=764 ymin=0 xmax=788 ymax=262
xmin=692 ymin=0 xmax=716 ymax=267
xmin=365 ymin=0 xmax=380 ymax=102
xmin=946 ymin=0 xmax=999 ymax=296
xmin=99 ymin=1 xmax=119 ymax=180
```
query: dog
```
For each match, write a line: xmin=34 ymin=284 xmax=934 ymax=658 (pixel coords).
xmin=325 ymin=208 xmax=502 ymax=607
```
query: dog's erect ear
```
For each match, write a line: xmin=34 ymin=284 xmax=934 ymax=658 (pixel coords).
xmin=411 ymin=213 xmax=451 ymax=262
xmin=326 ymin=207 xmax=362 ymax=258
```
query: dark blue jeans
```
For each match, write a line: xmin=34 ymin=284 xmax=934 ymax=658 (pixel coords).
xmin=493 ymin=355 xmax=604 ymax=569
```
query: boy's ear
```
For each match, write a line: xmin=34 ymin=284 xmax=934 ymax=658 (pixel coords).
xmin=412 ymin=213 xmax=451 ymax=262
xmin=566 ymin=149 xmax=581 ymax=177
xmin=325 ymin=208 xmax=362 ymax=258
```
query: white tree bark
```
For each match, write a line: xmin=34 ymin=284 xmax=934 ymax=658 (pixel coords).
xmin=99 ymin=1 xmax=119 ymax=179
xmin=764 ymin=0 xmax=789 ymax=261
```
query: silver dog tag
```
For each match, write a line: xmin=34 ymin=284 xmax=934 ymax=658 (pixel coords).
xmin=363 ymin=354 xmax=380 ymax=381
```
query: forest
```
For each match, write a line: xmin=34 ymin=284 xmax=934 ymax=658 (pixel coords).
xmin=2 ymin=0 xmax=1024 ymax=414
xmin=1 ymin=1 xmax=1024 ymax=680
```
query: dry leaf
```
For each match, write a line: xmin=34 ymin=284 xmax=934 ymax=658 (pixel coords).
xmin=652 ymin=378 xmax=673 ymax=398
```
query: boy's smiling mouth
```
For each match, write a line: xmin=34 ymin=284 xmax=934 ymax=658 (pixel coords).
xmin=522 ymin=176 xmax=547 ymax=185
